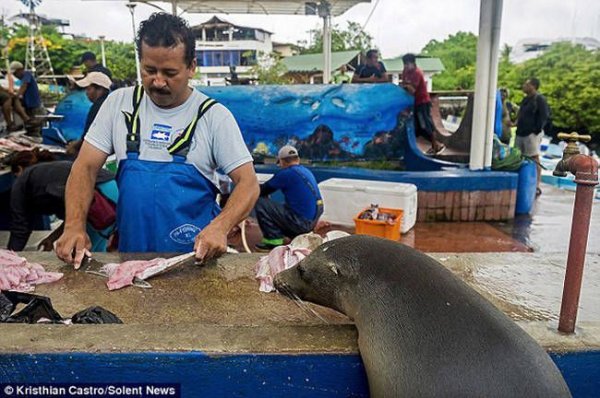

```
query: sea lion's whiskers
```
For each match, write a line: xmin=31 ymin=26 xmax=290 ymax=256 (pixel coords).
xmin=281 ymin=284 xmax=328 ymax=323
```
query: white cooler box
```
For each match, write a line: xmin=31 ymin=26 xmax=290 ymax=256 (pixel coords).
xmin=319 ymin=178 xmax=418 ymax=233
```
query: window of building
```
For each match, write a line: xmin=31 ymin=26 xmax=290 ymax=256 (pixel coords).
xmin=196 ymin=50 xmax=256 ymax=67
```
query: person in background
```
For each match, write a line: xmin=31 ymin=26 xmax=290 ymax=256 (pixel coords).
xmin=332 ymin=64 xmax=351 ymax=84
xmin=499 ymin=88 xmax=513 ymax=145
xmin=80 ymin=51 xmax=113 ymax=79
xmin=352 ymin=49 xmax=389 ymax=83
xmin=515 ymin=77 xmax=549 ymax=197
xmin=9 ymin=61 xmax=45 ymax=137
xmin=401 ymin=53 xmax=445 ymax=155
xmin=7 ymin=149 xmax=117 ymax=252
xmin=65 ymin=72 xmax=112 ymax=157
xmin=0 ymin=84 xmax=34 ymax=132
xmin=254 ymin=145 xmax=323 ymax=252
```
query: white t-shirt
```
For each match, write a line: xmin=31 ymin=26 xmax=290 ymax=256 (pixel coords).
xmin=85 ymin=87 xmax=252 ymax=187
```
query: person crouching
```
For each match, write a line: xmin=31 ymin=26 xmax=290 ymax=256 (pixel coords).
xmin=254 ymin=146 xmax=323 ymax=252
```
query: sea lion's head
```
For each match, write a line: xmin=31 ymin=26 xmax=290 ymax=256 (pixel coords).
xmin=274 ymin=236 xmax=371 ymax=314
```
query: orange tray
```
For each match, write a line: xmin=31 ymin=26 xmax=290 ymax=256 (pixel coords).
xmin=353 ymin=207 xmax=403 ymax=241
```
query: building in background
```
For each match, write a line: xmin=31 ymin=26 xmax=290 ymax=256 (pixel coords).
xmin=282 ymin=50 xmax=362 ymax=84
xmin=510 ymin=37 xmax=600 ymax=64
xmin=272 ymin=42 xmax=302 ymax=57
xmin=193 ymin=16 xmax=273 ymax=86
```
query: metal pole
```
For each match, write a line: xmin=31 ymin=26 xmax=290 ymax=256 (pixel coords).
xmin=483 ymin=0 xmax=503 ymax=168
xmin=558 ymin=181 xmax=596 ymax=333
xmin=319 ymin=1 xmax=332 ymax=84
xmin=126 ymin=2 xmax=142 ymax=85
xmin=172 ymin=1 xmax=178 ymax=15
xmin=99 ymin=35 xmax=106 ymax=67
xmin=470 ymin=0 xmax=493 ymax=170
xmin=322 ymin=14 xmax=331 ymax=84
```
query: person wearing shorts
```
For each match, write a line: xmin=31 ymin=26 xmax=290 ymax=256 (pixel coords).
xmin=516 ymin=77 xmax=549 ymax=196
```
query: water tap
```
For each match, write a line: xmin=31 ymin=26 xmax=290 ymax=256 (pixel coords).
xmin=553 ymin=132 xmax=592 ymax=177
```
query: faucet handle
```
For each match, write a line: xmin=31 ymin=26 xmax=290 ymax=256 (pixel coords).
xmin=558 ymin=132 xmax=592 ymax=144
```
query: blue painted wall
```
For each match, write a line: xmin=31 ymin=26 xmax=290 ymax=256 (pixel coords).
xmin=0 ymin=351 xmax=597 ymax=397
xmin=53 ymin=84 xmax=416 ymax=161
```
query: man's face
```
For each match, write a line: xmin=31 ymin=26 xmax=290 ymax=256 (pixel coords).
xmin=140 ymin=41 xmax=196 ymax=109
xmin=404 ymin=61 xmax=416 ymax=71
xmin=83 ymin=60 xmax=95 ymax=69
xmin=368 ymin=52 xmax=379 ymax=66
xmin=13 ymin=69 xmax=24 ymax=79
xmin=85 ymin=85 xmax=102 ymax=102
xmin=522 ymin=80 xmax=533 ymax=94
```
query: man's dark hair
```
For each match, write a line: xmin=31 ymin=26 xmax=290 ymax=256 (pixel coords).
xmin=366 ymin=49 xmax=379 ymax=59
xmin=136 ymin=12 xmax=196 ymax=67
xmin=80 ymin=51 xmax=96 ymax=63
xmin=528 ymin=77 xmax=540 ymax=90
xmin=402 ymin=53 xmax=417 ymax=65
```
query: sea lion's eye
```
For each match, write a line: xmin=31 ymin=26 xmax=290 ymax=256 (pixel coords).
xmin=297 ymin=265 xmax=306 ymax=279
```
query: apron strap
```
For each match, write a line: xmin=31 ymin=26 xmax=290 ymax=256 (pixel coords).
xmin=122 ymin=85 xmax=145 ymax=153
xmin=167 ymin=97 xmax=218 ymax=158
xmin=290 ymin=166 xmax=323 ymax=216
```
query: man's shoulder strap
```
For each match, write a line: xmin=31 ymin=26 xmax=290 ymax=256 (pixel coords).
xmin=167 ymin=97 xmax=218 ymax=156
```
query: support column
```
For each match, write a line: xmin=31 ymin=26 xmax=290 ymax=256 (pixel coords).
xmin=470 ymin=0 xmax=493 ymax=170
xmin=319 ymin=1 xmax=332 ymax=84
xmin=483 ymin=0 xmax=504 ymax=168
xmin=126 ymin=2 xmax=142 ymax=85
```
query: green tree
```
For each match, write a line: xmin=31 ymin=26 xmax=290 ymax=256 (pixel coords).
xmin=249 ymin=51 xmax=290 ymax=85
xmin=301 ymin=21 xmax=374 ymax=55
xmin=421 ymin=31 xmax=478 ymax=90
xmin=498 ymin=42 xmax=600 ymax=135
xmin=7 ymin=23 xmax=137 ymax=80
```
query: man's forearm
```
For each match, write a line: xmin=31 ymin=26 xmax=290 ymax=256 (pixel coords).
xmin=211 ymin=176 xmax=259 ymax=233
xmin=64 ymin=162 xmax=97 ymax=231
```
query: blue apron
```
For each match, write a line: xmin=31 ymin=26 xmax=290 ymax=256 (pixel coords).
xmin=116 ymin=86 xmax=221 ymax=252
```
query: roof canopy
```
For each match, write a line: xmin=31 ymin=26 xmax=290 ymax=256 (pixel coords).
xmin=383 ymin=56 xmax=445 ymax=73
xmin=283 ymin=50 xmax=359 ymax=72
xmin=169 ymin=1 xmax=368 ymax=17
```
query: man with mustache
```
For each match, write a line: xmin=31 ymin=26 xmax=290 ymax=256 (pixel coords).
xmin=55 ymin=13 xmax=259 ymax=267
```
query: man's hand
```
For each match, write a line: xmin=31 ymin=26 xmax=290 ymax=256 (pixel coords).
xmin=194 ymin=223 xmax=228 ymax=263
xmin=55 ymin=226 xmax=91 ymax=269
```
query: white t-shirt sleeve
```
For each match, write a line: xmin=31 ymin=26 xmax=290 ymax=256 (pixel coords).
xmin=210 ymin=104 xmax=253 ymax=174
xmin=84 ymin=91 xmax=118 ymax=155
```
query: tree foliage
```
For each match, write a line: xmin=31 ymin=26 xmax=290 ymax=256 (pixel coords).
xmin=420 ymin=32 xmax=600 ymax=135
xmin=301 ymin=21 xmax=374 ymax=55
xmin=249 ymin=51 xmax=291 ymax=85
xmin=5 ymin=24 xmax=137 ymax=80
xmin=498 ymin=42 xmax=600 ymax=136
xmin=421 ymin=31 xmax=478 ymax=90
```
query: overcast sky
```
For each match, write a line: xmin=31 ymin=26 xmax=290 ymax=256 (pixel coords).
xmin=2 ymin=0 xmax=599 ymax=58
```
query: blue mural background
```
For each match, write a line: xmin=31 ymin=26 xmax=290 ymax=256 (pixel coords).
xmin=51 ymin=84 xmax=414 ymax=161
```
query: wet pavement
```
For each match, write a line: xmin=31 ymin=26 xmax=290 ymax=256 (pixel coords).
xmin=235 ymin=182 xmax=598 ymax=254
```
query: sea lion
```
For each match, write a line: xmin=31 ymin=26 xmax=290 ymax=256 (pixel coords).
xmin=274 ymin=235 xmax=571 ymax=397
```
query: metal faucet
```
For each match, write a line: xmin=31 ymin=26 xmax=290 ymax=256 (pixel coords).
xmin=553 ymin=132 xmax=591 ymax=177
xmin=551 ymin=132 xmax=599 ymax=334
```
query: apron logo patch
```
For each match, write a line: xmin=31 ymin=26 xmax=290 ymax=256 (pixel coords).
xmin=169 ymin=224 xmax=201 ymax=245
xmin=150 ymin=124 xmax=172 ymax=142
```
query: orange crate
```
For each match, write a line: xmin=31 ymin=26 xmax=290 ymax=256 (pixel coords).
xmin=353 ymin=207 xmax=403 ymax=241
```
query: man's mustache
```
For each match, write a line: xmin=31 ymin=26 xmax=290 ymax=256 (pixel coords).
xmin=150 ymin=88 xmax=171 ymax=95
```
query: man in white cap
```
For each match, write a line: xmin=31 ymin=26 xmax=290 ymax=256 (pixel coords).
xmin=254 ymin=145 xmax=324 ymax=252
xmin=66 ymin=72 xmax=113 ymax=156
xmin=9 ymin=61 xmax=44 ymax=135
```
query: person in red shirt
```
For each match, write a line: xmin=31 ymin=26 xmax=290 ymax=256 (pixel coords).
xmin=401 ymin=53 xmax=445 ymax=155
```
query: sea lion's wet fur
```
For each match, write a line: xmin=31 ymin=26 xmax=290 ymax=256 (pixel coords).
xmin=274 ymin=235 xmax=571 ymax=398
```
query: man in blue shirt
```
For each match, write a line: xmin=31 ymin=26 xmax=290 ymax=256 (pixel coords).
xmin=9 ymin=61 xmax=44 ymax=136
xmin=352 ymin=49 xmax=389 ymax=83
xmin=255 ymin=145 xmax=324 ymax=252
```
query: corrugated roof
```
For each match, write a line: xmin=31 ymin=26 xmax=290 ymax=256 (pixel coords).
xmin=176 ymin=1 xmax=369 ymax=17
xmin=192 ymin=16 xmax=273 ymax=34
xmin=282 ymin=50 xmax=360 ymax=72
xmin=382 ymin=56 xmax=445 ymax=73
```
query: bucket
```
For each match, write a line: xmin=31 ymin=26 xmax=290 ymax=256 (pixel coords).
xmin=516 ymin=160 xmax=537 ymax=214
xmin=354 ymin=207 xmax=403 ymax=241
